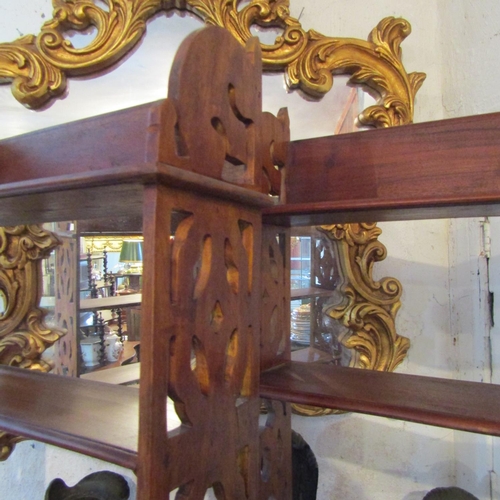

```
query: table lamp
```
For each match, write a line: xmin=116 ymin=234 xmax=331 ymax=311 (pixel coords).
xmin=119 ymin=240 xmax=143 ymax=272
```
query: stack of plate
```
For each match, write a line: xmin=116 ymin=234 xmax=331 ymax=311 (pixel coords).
xmin=291 ymin=304 xmax=311 ymax=344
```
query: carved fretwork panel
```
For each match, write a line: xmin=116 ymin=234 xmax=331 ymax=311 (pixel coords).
xmin=0 ymin=224 xmax=63 ymax=372
xmin=260 ymin=225 xmax=290 ymax=372
xmin=52 ymin=225 xmax=78 ymax=377
xmin=259 ymin=225 xmax=292 ymax=499
xmin=259 ymin=399 xmax=292 ymax=500
xmin=139 ymin=185 xmax=264 ymax=499
xmin=165 ymin=193 xmax=261 ymax=498
xmin=135 ymin=28 xmax=291 ymax=499
xmin=157 ymin=28 xmax=288 ymax=198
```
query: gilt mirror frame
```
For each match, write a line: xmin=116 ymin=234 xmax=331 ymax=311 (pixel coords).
xmin=0 ymin=0 xmax=424 ymax=416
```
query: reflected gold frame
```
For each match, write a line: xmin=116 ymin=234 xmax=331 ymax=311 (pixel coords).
xmin=0 ymin=0 xmax=421 ymax=418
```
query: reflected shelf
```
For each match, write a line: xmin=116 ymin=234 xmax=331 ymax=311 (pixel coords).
xmin=0 ymin=365 xmax=138 ymax=469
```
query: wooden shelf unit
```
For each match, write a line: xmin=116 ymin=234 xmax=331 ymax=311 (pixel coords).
xmin=2 ymin=25 xmax=500 ymax=499
xmin=0 ymin=28 xmax=293 ymax=499
xmin=261 ymin=361 xmax=500 ymax=437
xmin=0 ymin=365 xmax=139 ymax=469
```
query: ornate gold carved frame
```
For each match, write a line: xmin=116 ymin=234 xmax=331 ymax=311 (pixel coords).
xmin=0 ymin=1 xmax=422 ymax=410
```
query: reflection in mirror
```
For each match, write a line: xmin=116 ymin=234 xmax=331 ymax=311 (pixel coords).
xmin=24 ymin=216 xmax=146 ymax=378
xmin=0 ymin=8 xmax=373 ymax=141
xmin=286 ymin=87 xmax=375 ymax=374
xmin=0 ymin=289 xmax=6 ymax=317
xmin=263 ymin=72 xmax=366 ymax=140
xmin=0 ymin=12 xmax=203 ymax=139
xmin=40 ymin=244 xmax=56 ymax=328
xmin=291 ymin=228 xmax=352 ymax=367
xmin=77 ymin=216 xmax=142 ymax=376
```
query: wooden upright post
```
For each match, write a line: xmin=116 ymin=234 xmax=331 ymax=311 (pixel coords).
xmin=136 ymin=27 xmax=291 ymax=498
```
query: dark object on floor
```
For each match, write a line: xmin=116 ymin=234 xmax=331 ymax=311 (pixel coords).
xmin=424 ymin=486 xmax=479 ymax=500
xmin=292 ymin=430 xmax=318 ymax=500
xmin=44 ymin=470 xmax=130 ymax=500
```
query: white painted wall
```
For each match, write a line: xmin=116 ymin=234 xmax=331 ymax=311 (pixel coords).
xmin=1 ymin=0 xmax=499 ymax=499
xmin=289 ymin=1 xmax=499 ymax=499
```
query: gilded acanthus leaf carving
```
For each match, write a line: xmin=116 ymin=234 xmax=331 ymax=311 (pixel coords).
xmin=0 ymin=432 xmax=24 ymax=462
xmin=0 ymin=226 xmax=64 ymax=372
xmin=319 ymin=223 xmax=410 ymax=371
xmin=292 ymin=223 xmax=410 ymax=417
xmin=0 ymin=35 xmax=66 ymax=109
xmin=37 ymin=0 xmax=162 ymax=72
xmin=0 ymin=225 xmax=60 ymax=268
xmin=0 ymin=0 xmax=425 ymax=128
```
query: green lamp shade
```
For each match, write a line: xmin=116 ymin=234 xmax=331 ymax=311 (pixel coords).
xmin=119 ymin=240 xmax=143 ymax=263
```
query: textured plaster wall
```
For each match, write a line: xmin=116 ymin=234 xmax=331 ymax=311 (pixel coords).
xmin=438 ymin=0 xmax=500 ymax=118
xmin=290 ymin=1 xmax=498 ymax=499
xmin=438 ymin=2 xmax=500 ymax=498
xmin=289 ymin=1 xmax=458 ymax=499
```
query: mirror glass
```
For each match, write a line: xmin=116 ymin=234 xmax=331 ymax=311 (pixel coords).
xmin=0 ymin=8 xmax=373 ymax=140
xmin=0 ymin=289 xmax=6 ymax=317
xmin=0 ymin=4 xmax=376 ymax=377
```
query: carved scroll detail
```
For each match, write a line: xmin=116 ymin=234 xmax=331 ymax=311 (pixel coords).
xmin=0 ymin=225 xmax=63 ymax=460
xmin=0 ymin=432 xmax=24 ymax=461
xmin=0 ymin=225 xmax=64 ymax=373
xmin=324 ymin=223 xmax=409 ymax=371
xmin=0 ymin=1 xmax=424 ymax=128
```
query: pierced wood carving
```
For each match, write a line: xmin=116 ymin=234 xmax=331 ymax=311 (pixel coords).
xmin=52 ymin=224 xmax=78 ymax=377
xmin=136 ymin=27 xmax=291 ymax=498
xmin=158 ymin=29 xmax=289 ymax=196
xmin=260 ymin=225 xmax=292 ymax=498
xmin=165 ymin=198 xmax=262 ymax=497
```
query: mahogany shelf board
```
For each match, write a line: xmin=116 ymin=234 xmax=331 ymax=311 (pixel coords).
xmin=263 ymin=198 xmax=500 ymax=226
xmin=0 ymin=365 xmax=139 ymax=469
xmin=265 ymin=111 xmax=500 ymax=225
xmin=81 ymin=363 xmax=141 ymax=386
xmin=80 ymin=293 xmax=142 ymax=311
xmin=0 ymin=162 xmax=274 ymax=226
xmin=290 ymin=287 xmax=335 ymax=300
xmin=0 ymin=100 xmax=165 ymax=185
xmin=260 ymin=361 xmax=500 ymax=436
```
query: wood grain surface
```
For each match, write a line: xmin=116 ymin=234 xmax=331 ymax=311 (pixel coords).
xmin=264 ymin=112 xmax=500 ymax=225
xmin=0 ymin=365 xmax=138 ymax=469
xmin=260 ymin=361 xmax=500 ymax=436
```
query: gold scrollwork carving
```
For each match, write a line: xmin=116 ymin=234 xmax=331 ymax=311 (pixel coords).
xmin=0 ymin=225 xmax=64 ymax=372
xmin=83 ymin=235 xmax=143 ymax=253
xmin=293 ymin=224 xmax=410 ymax=416
xmin=0 ymin=0 xmax=425 ymax=129
xmin=0 ymin=432 xmax=25 ymax=461
xmin=320 ymin=223 xmax=409 ymax=371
